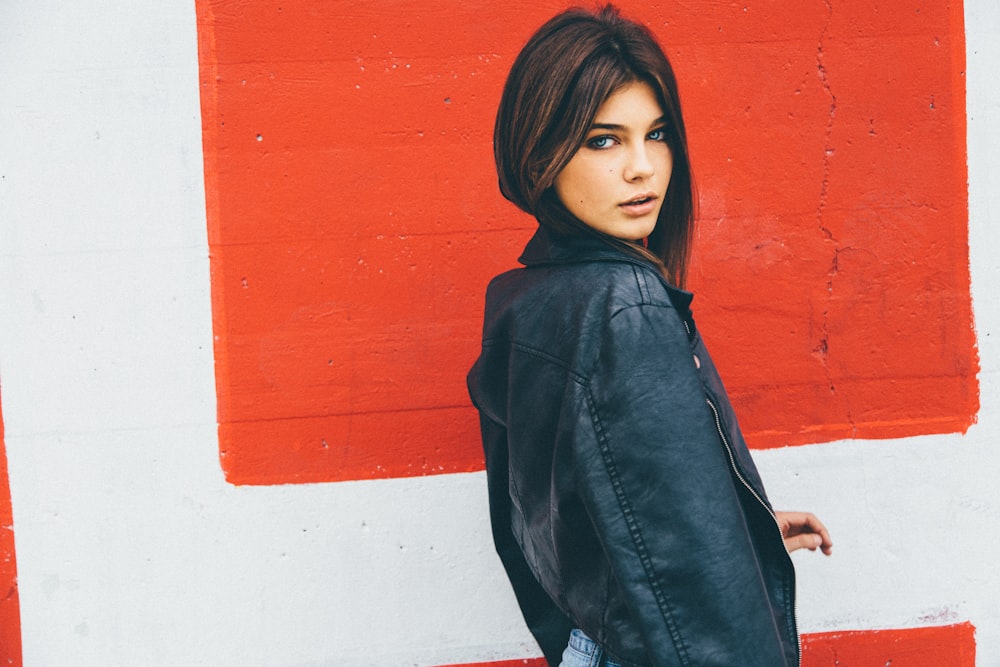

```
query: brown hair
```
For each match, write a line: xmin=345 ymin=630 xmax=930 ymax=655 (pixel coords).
xmin=494 ymin=4 xmax=695 ymax=287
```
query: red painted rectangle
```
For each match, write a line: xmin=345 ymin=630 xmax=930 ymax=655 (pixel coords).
xmin=802 ymin=622 xmax=976 ymax=666
xmin=0 ymin=392 xmax=22 ymax=666
xmin=438 ymin=623 xmax=976 ymax=667
xmin=196 ymin=0 xmax=977 ymax=484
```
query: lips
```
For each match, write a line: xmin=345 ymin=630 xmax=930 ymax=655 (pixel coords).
xmin=619 ymin=193 xmax=659 ymax=216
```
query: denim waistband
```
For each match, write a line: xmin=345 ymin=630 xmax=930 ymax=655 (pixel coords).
xmin=567 ymin=628 xmax=599 ymax=655
xmin=562 ymin=628 xmax=625 ymax=667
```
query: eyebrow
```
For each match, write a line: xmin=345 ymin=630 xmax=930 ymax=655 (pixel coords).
xmin=588 ymin=116 xmax=668 ymax=132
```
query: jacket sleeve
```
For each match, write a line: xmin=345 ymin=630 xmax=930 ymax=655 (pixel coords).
xmin=574 ymin=302 xmax=793 ymax=666
xmin=480 ymin=415 xmax=575 ymax=666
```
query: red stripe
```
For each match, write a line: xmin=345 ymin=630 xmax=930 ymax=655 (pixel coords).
xmin=802 ymin=622 xmax=976 ymax=666
xmin=439 ymin=623 xmax=976 ymax=667
xmin=444 ymin=660 xmax=545 ymax=667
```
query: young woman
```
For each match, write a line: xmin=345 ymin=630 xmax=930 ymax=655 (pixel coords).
xmin=467 ymin=5 xmax=832 ymax=666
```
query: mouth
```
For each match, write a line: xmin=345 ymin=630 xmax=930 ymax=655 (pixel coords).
xmin=619 ymin=193 xmax=659 ymax=214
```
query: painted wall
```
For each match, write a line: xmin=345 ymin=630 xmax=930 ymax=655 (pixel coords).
xmin=199 ymin=0 xmax=976 ymax=487
xmin=0 ymin=0 xmax=996 ymax=664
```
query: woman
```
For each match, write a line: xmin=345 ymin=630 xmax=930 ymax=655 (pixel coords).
xmin=467 ymin=6 xmax=832 ymax=666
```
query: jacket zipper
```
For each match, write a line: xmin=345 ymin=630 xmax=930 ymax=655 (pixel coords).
xmin=705 ymin=396 xmax=801 ymax=667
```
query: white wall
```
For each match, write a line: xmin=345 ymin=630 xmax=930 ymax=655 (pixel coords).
xmin=1 ymin=0 xmax=998 ymax=664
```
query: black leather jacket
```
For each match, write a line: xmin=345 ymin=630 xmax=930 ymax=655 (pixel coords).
xmin=467 ymin=227 xmax=799 ymax=666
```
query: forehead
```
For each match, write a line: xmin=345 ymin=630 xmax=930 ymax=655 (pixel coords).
xmin=592 ymin=81 xmax=664 ymax=123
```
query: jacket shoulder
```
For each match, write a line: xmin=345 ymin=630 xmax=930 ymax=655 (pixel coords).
xmin=485 ymin=259 xmax=674 ymax=319
xmin=475 ymin=259 xmax=684 ymax=389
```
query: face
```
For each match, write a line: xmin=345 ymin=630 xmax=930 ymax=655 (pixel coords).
xmin=553 ymin=81 xmax=673 ymax=241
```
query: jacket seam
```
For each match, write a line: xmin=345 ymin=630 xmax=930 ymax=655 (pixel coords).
xmin=604 ymin=302 xmax=679 ymax=340
xmin=631 ymin=265 xmax=653 ymax=305
xmin=583 ymin=385 xmax=692 ymax=666
xmin=511 ymin=341 xmax=577 ymax=373
xmin=578 ymin=302 xmax=680 ymax=381
xmin=485 ymin=338 xmax=589 ymax=384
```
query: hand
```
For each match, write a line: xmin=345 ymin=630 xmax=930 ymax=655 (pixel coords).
xmin=775 ymin=511 xmax=833 ymax=555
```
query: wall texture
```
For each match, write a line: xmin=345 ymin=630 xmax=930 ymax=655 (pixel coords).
xmin=198 ymin=0 xmax=976 ymax=486
xmin=0 ymin=0 xmax=997 ymax=664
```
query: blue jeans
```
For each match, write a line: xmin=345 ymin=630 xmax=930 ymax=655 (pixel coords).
xmin=559 ymin=628 xmax=623 ymax=667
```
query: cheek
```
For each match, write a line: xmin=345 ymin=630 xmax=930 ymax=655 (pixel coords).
xmin=554 ymin=164 xmax=594 ymax=202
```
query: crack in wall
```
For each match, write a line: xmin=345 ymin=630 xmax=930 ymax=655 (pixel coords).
xmin=812 ymin=0 xmax=854 ymax=436
xmin=816 ymin=0 xmax=837 ymax=241
xmin=817 ymin=247 xmax=858 ymax=437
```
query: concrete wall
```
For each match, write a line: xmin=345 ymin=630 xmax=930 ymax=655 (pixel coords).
xmin=0 ymin=0 xmax=996 ymax=664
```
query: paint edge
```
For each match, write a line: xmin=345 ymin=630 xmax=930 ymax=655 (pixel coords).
xmin=0 ymin=388 xmax=22 ymax=666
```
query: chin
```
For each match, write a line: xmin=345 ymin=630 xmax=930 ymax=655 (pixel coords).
xmin=631 ymin=222 xmax=657 ymax=240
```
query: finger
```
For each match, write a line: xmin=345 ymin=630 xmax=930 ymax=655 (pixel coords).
xmin=775 ymin=511 xmax=834 ymax=555
xmin=784 ymin=533 xmax=823 ymax=553
xmin=780 ymin=512 xmax=834 ymax=550
xmin=802 ymin=515 xmax=834 ymax=555
xmin=777 ymin=511 xmax=815 ymax=531
xmin=818 ymin=528 xmax=834 ymax=555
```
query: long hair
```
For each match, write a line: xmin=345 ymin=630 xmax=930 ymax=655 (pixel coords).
xmin=494 ymin=4 xmax=695 ymax=287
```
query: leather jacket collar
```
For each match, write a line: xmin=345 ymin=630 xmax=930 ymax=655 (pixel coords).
xmin=518 ymin=225 xmax=696 ymax=328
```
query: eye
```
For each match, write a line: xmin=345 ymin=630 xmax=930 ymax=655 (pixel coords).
xmin=647 ymin=128 xmax=668 ymax=142
xmin=586 ymin=135 xmax=616 ymax=149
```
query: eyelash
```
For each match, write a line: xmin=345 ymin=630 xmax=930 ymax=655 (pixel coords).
xmin=586 ymin=128 xmax=668 ymax=149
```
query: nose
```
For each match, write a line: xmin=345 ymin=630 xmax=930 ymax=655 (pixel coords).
xmin=623 ymin=144 xmax=655 ymax=182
